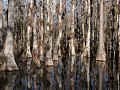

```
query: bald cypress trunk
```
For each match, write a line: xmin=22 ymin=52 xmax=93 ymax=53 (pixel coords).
xmin=53 ymin=0 xmax=62 ymax=60
xmin=96 ymin=0 xmax=106 ymax=61
xmin=39 ymin=1 xmax=44 ymax=61
xmin=71 ymin=0 xmax=76 ymax=56
xmin=32 ymin=1 xmax=40 ymax=67
xmin=117 ymin=0 xmax=119 ymax=89
xmin=118 ymin=2 xmax=120 ymax=58
xmin=46 ymin=0 xmax=53 ymax=66
xmin=1 ymin=0 xmax=18 ymax=71
xmin=26 ymin=0 xmax=32 ymax=58
xmin=0 ymin=0 xmax=3 ymax=55
xmin=83 ymin=0 xmax=90 ymax=58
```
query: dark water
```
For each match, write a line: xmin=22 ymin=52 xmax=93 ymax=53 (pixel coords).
xmin=0 ymin=56 xmax=119 ymax=90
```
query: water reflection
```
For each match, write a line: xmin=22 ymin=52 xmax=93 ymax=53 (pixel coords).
xmin=0 ymin=56 xmax=119 ymax=90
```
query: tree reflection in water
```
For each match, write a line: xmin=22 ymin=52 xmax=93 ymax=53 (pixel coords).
xmin=0 ymin=56 xmax=119 ymax=90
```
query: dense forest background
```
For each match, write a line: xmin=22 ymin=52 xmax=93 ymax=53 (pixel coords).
xmin=0 ymin=0 xmax=120 ymax=90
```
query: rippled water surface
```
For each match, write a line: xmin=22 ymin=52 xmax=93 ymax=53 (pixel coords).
xmin=0 ymin=56 xmax=120 ymax=90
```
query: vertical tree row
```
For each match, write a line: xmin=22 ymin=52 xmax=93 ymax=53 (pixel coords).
xmin=0 ymin=0 xmax=120 ymax=71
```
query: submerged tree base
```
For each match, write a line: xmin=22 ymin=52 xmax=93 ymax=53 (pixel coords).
xmin=82 ymin=49 xmax=90 ymax=58
xmin=0 ymin=55 xmax=19 ymax=71
xmin=0 ymin=63 xmax=19 ymax=71
xmin=45 ymin=59 xmax=53 ymax=66
xmin=96 ymin=52 xmax=106 ymax=61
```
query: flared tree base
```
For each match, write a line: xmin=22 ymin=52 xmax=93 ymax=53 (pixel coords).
xmin=96 ymin=51 xmax=106 ymax=61
xmin=0 ymin=62 xmax=19 ymax=71
xmin=46 ymin=59 xmax=53 ymax=66
xmin=82 ymin=48 xmax=90 ymax=58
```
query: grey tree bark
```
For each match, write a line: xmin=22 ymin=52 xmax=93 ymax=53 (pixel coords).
xmin=96 ymin=0 xmax=106 ymax=61
xmin=71 ymin=0 xmax=76 ymax=56
xmin=2 ymin=0 xmax=19 ymax=71
xmin=46 ymin=0 xmax=53 ymax=66
xmin=32 ymin=1 xmax=40 ymax=67
xmin=26 ymin=0 xmax=32 ymax=58
xmin=53 ymin=0 xmax=63 ymax=60
xmin=83 ymin=0 xmax=90 ymax=58
xmin=39 ymin=0 xmax=44 ymax=61
xmin=117 ymin=0 xmax=120 ymax=89
xmin=0 ymin=0 xmax=3 ymax=56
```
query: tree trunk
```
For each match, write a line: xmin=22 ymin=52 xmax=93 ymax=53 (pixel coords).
xmin=117 ymin=0 xmax=120 ymax=89
xmin=46 ymin=0 xmax=53 ymax=66
xmin=32 ymin=2 xmax=40 ymax=67
xmin=1 ymin=0 xmax=19 ymax=71
xmin=96 ymin=0 xmax=106 ymax=61
xmin=53 ymin=0 xmax=62 ymax=60
xmin=82 ymin=0 xmax=90 ymax=58
xmin=0 ymin=0 xmax=3 ymax=56
xmin=71 ymin=56 xmax=75 ymax=72
xmin=26 ymin=0 xmax=32 ymax=58
xmin=118 ymin=0 xmax=120 ymax=58
xmin=39 ymin=0 xmax=44 ymax=61
xmin=71 ymin=0 xmax=76 ymax=56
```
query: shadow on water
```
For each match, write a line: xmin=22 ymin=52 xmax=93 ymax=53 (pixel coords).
xmin=0 ymin=55 xmax=120 ymax=90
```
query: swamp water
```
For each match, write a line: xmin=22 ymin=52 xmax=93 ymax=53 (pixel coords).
xmin=0 ymin=56 xmax=119 ymax=90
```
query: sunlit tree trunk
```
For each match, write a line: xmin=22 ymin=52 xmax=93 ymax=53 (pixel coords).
xmin=53 ymin=0 xmax=62 ymax=60
xmin=39 ymin=0 xmax=44 ymax=61
xmin=32 ymin=0 xmax=40 ymax=67
xmin=71 ymin=0 xmax=76 ymax=56
xmin=26 ymin=0 xmax=32 ymax=58
xmin=20 ymin=0 xmax=27 ymax=61
xmin=86 ymin=58 xmax=90 ymax=90
xmin=2 ymin=0 xmax=18 ymax=71
xmin=83 ymin=0 xmax=90 ymax=58
xmin=96 ymin=0 xmax=106 ymax=61
xmin=81 ymin=0 xmax=86 ymax=58
xmin=46 ymin=0 xmax=53 ymax=66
